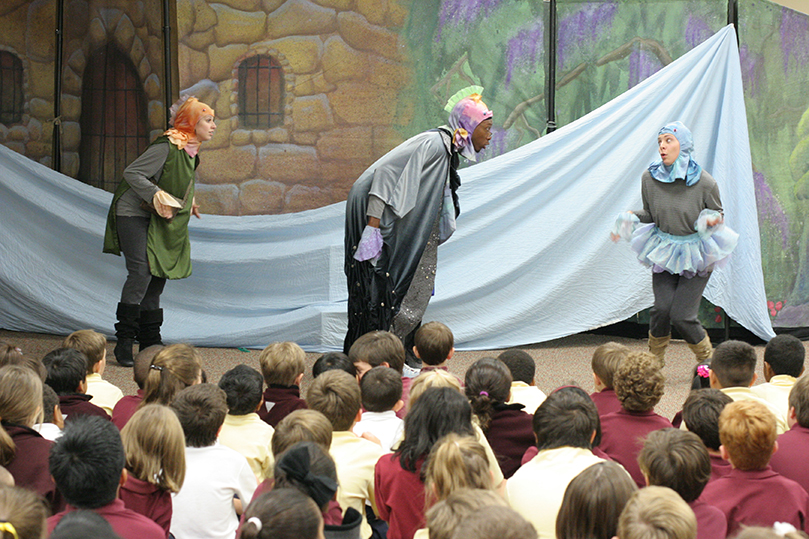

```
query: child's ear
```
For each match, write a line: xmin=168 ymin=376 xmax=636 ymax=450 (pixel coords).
xmin=254 ymin=397 xmax=264 ymax=414
xmin=78 ymin=378 xmax=88 ymax=394
xmin=54 ymin=404 xmax=64 ymax=429
xmin=772 ymin=440 xmax=779 ymax=457
xmin=294 ymin=373 xmax=304 ymax=386
xmin=749 ymin=372 xmax=758 ymax=387
xmin=719 ymin=445 xmax=731 ymax=463
xmin=412 ymin=346 xmax=421 ymax=359
xmin=709 ymin=371 xmax=721 ymax=389
xmin=392 ymin=399 xmax=404 ymax=412
xmin=447 ymin=347 xmax=455 ymax=360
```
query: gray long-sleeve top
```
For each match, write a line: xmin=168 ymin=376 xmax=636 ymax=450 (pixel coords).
xmin=115 ymin=142 xmax=169 ymax=217
xmin=634 ymin=170 xmax=723 ymax=236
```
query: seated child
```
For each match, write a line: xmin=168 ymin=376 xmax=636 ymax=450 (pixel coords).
xmin=681 ymin=389 xmax=734 ymax=481
xmin=353 ymin=366 xmax=404 ymax=452
xmin=313 ymin=352 xmax=356 ymax=378
xmin=599 ymin=351 xmax=672 ymax=486
xmin=218 ymin=364 xmax=275 ymax=482
xmin=709 ymin=340 xmax=788 ymax=433
xmin=63 ymin=330 xmax=123 ymax=415
xmin=240 ymin=488 xmax=325 ymax=539
xmin=34 ymin=383 xmax=64 ymax=441
xmin=701 ymin=400 xmax=809 ymax=535
xmin=412 ymin=322 xmax=458 ymax=381
xmin=770 ymin=375 xmax=809 ymax=495
xmin=112 ymin=345 xmax=162 ymax=430
xmin=423 ymin=488 xmax=508 ymax=539
xmin=617 ymin=486 xmax=697 ymax=539
xmin=424 ymin=434 xmax=495 ymax=506
xmin=752 ymin=334 xmax=805 ymax=420
xmin=449 ymin=504 xmax=537 ymax=539
xmin=42 ymin=348 xmax=109 ymax=422
xmin=258 ymin=342 xmax=308 ymax=428
xmin=0 ymin=484 xmax=49 ymax=539
xmin=307 ymin=370 xmax=384 ymax=539
xmin=169 ymin=384 xmax=257 ymax=539
xmin=589 ymin=342 xmax=629 ymax=417
xmin=138 ymin=344 xmax=202 ymax=413
xmin=47 ymin=416 xmax=165 ymax=539
xmin=349 ymin=331 xmax=410 ymax=416
xmin=497 ymin=349 xmax=546 ymax=415
xmin=50 ymin=510 xmax=123 ymax=539
xmin=119 ymin=403 xmax=185 ymax=536
xmin=638 ymin=428 xmax=727 ymax=539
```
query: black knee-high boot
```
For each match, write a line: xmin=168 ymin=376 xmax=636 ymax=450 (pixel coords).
xmin=138 ymin=308 xmax=164 ymax=349
xmin=114 ymin=302 xmax=140 ymax=367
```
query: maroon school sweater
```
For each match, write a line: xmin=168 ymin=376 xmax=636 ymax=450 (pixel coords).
xmin=484 ymin=404 xmax=535 ymax=478
xmin=119 ymin=474 xmax=172 ymax=537
xmin=375 ymin=454 xmax=426 ymax=539
xmin=111 ymin=390 xmax=145 ymax=430
xmin=2 ymin=422 xmax=64 ymax=513
xmin=599 ymin=409 xmax=673 ymax=487
xmin=771 ymin=424 xmax=809 ymax=495
xmin=48 ymin=499 xmax=165 ymax=539
xmin=688 ymin=498 xmax=727 ymax=539
xmin=258 ymin=385 xmax=307 ymax=427
xmin=590 ymin=389 xmax=623 ymax=417
xmin=59 ymin=393 xmax=110 ymax=422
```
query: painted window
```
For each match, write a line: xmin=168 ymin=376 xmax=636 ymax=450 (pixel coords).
xmin=238 ymin=55 xmax=284 ymax=129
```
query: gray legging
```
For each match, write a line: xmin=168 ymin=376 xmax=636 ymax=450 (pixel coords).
xmin=649 ymin=270 xmax=710 ymax=344
xmin=116 ymin=216 xmax=166 ymax=310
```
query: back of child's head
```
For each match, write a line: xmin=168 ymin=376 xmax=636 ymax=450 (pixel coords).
xmin=312 ymin=352 xmax=355 ymax=378
xmin=710 ymin=340 xmax=757 ymax=388
xmin=360 ymin=366 xmax=402 ymax=413
xmin=764 ymin=334 xmax=805 ymax=378
xmin=592 ymin=342 xmax=629 ymax=389
xmin=0 ymin=342 xmax=24 ymax=368
xmin=734 ymin=527 xmax=809 ymax=539
xmin=306 ymin=370 xmax=361 ymax=432
xmin=142 ymin=343 xmax=202 ymax=407
xmin=424 ymin=433 xmax=492 ymax=505
xmin=0 ymin=365 xmax=44 ymax=466
xmin=408 ymin=369 xmax=462 ymax=411
xmin=42 ymin=348 xmax=87 ymax=395
xmin=41 ymin=383 xmax=59 ymax=424
xmin=170 ymin=383 xmax=228 ymax=448
xmin=258 ymin=342 xmax=306 ymax=386
xmin=449 ymin=504 xmax=537 ymax=539
xmin=272 ymin=409 xmax=333 ymax=457
xmin=638 ymin=429 xmax=710 ymax=503
xmin=614 ymin=351 xmax=664 ymax=413
xmin=556 ymin=461 xmax=637 ymax=539
xmin=617 ymin=486 xmax=696 ymax=539
xmin=219 ymin=364 xmax=264 ymax=416
xmin=240 ymin=488 xmax=323 ymax=539
xmin=414 ymin=322 xmax=454 ymax=366
xmin=133 ymin=345 xmax=163 ymax=390
xmin=348 ymin=331 xmax=405 ymax=374
xmin=63 ymin=330 xmax=106 ymax=375
xmin=49 ymin=415 xmax=125 ymax=509
xmin=49 ymin=509 xmax=122 ymax=539
xmin=273 ymin=441 xmax=338 ymax=512
xmin=719 ymin=400 xmax=777 ymax=471
xmin=497 ymin=349 xmax=536 ymax=385
xmin=789 ymin=374 xmax=809 ymax=429
xmin=426 ymin=488 xmax=508 ymax=539
xmin=0 ymin=484 xmax=48 ymax=539
xmin=464 ymin=357 xmax=512 ymax=431
xmin=534 ymin=386 xmax=600 ymax=451
xmin=681 ymin=388 xmax=733 ymax=451
xmin=121 ymin=404 xmax=185 ymax=493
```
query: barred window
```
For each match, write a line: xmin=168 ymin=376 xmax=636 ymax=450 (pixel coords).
xmin=0 ymin=51 xmax=23 ymax=125
xmin=238 ymin=55 xmax=284 ymax=129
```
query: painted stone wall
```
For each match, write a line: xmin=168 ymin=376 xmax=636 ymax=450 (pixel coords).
xmin=179 ymin=0 xmax=415 ymax=215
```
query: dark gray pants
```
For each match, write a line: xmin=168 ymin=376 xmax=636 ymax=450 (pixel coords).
xmin=117 ymin=216 xmax=166 ymax=310
xmin=649 ymin=271 xmax=710 ymax=344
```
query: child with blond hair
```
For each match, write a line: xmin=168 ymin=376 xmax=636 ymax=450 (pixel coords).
xmin=258 ymin=342 xmax=307 ymax=427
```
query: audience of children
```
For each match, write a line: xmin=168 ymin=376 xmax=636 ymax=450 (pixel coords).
xmin=681 ymin=389 xmax=734 ymax=481
xmin=353 ymin=366 xmax=405 ymax=452
xmin=752 ymin=334 xmax=805 ymax=420
xmin=111 ymin=344 xmax=162 ymax=429
xmin=0 ymin=484 xmax=49 ymax=539
xmin=589 ymin=342 xmax=629 ymax=417
xmin=497 ymin=349 xmax=546 ymax=414
xmin=617 ymin=486 xmax=697 ymax=539
xmin=63 ymin=330 xmax=124 ymax=415
xmin=42 ymin=348 xmax=110 ymax=422
xmin=770 ymin=374 xmax=809 ymax=493
xmin=258 ymin=342 xmax=308 ymax=427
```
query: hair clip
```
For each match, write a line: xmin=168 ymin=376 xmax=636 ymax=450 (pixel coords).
xmin=696 ymin=364 xmax=710 ymax=378
xmin=247 ymin=517 xmax=262 ymax=532
xmin=0 ymin=521 xmax=18 ymax=539
xmin=479 ymin=391 xmax=489 ymax=397
xmin=149 ymin=364 xmax=164 ymax=372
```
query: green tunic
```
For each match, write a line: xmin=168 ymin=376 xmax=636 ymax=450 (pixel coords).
xmin=103 ymin=136 xmax=198 ymax=280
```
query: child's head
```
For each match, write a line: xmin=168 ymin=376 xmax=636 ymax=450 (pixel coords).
xmin=614 ymin=352 xmax=664 ymax=413
xmin=273 ymin=441 xmax=338 ymax=512
xmin=218 ymin=364 xmax=264 ymax=416
xmin=534 ymin=386 xmax=600 ymax=451
xmin=709 ymin=340 xmax=757 ymax=388
xmin=425 ymin=489 xmax=508 ymax=539
xmin=556 ymin=461 xmax=637 ymax=539
xmin=348 ymin=331 xmax=405 ymax=376
xmin=464 ymin=357 xmax=512 ymax=431
xmin=424 ymin=434 xmax=492 ymax=506
xmin=734 ymin=528 xmax=809 ymax=539
xmin=414 ymin=322 xmax=454 ymax=366
xmin=591 ymin=342 xmax=629 ymax=390
xmin=312 ymin=352 xmax=356 ymax=378
xmin=788 ymin=374 xmax=809 ymax=428
xmin=170 ymin=383 xmax=228 ymax=448
xmin=718 ymin=400 xmax=777 ymax=471
xmin=306 ymin=370 xmax=361 ymax=432
xmin=449 ymin=504 xmax=537 ymax=539
xmin=48 ymin=416 xmax=126 ymax=509
xmin=259 ymin=342 xmax=306 ymax=387
xmin=496 ymin=349 xmax=535 ymax=385
xmin=121 ymin=404 xmax=185 ymax=493
xmin=49 ymin=510 xmax=121 ymax=539
xmin=0 ymin=485 xmax=48 ymax=539
xmin=408 ymin=369 xmax=462 ymax=411
xmin=272 ymin=410 xmax=333 ymax=457
xmin=360 ymin=366 xmax=403 ymax=413
xmin=41 ymin=383 xmax=61 ymax=426
xmin=0 ymin=342 xmax=23 ymax=368
xmin=0 ymin=366 xmax=44 ymax=465
xmin=240 ymin=488 xmax=324 ymax=539
xmin=638 ymin=428 xmax=710 ymax=503
xmin=764 ymin=334 xmax=805 ymax=380
xmin=133 ymin=344 xmax=164 ymax=390
xmin=681 ymin=388 xmax=732 ymax=451
xmin=617 ymin=486 xmax=696 ymax=539
xmin=42 ymin=348 xmax=87 ymax=395
xmin=142 ymin=343 xmax=202 ymax=407
xmin=62 ymin=330 xmax=107 ymax=375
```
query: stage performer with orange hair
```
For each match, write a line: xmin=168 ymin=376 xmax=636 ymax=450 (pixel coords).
xmin=103 ymin=96 xmax=216 ymax=366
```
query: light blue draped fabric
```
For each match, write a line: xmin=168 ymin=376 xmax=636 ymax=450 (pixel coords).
xmin=0 ymin=25 xmax=774 ymax=350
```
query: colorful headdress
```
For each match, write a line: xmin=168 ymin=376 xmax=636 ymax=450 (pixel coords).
xmin=164 ymin=96 xmax=215 ymax=155
xmin=445 ymin=86 xmax=493 ymax=162
xmin=648 ymin=121 xmax=702 ymax=186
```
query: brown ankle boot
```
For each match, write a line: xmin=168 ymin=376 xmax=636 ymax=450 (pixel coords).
xmin=648 ymin=332 xmax=671 ymax=365
xmin=687 ymin=335 xmax=713 ymax=362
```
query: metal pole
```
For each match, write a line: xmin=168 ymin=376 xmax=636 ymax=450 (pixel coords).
xmin=52 ymin=0 xmax=64 ymax=172
xmin=545 ymin=0 xmax=557 ymax=134
xmin=723 ymin=0 xmax=739 ymax=342
xmin=163 ymin=0 xmax=173 ymax=128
